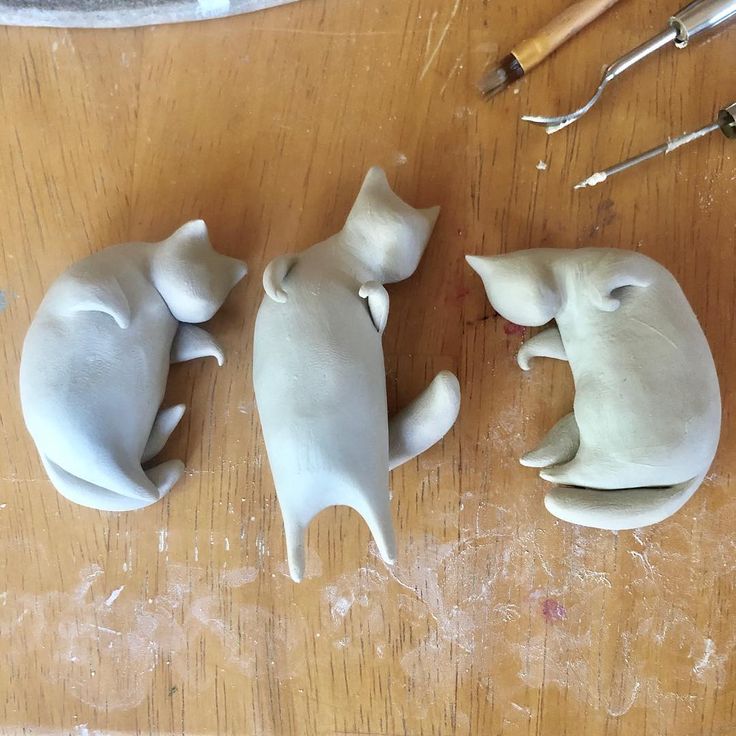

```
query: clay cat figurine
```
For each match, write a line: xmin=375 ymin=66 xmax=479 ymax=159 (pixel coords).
xmin=254 ymin=167 xmax=461 ymax=581
xmin=20 ymin=220 xmax=247 ymax=511
xmin=467 ymin=247 xmax=721 ymax=530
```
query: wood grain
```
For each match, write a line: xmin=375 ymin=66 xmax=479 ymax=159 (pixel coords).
xmin=0 ymin=1 xmax=734 ymax=734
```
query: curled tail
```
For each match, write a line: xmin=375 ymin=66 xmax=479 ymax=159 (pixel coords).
xmin=41 ymin=455 xmax=183 ymax=512
xmin=543 ymin=472 xmax=707 ymax=530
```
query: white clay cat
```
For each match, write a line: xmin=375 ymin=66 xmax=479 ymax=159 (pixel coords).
xmin=20 ymin=220 xmax=247 ymax=512
xmin=254 ymin=167 xmax=461 ymax=581
xmin=467 ymin=247 xmax=721 ymax=530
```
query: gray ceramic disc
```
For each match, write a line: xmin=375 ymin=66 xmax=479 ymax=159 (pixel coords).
xmin=0 ymin=0 xmax=298 ymax=28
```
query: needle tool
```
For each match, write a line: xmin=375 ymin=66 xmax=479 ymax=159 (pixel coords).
xmin=574 ymin=102 xmax=736 ymax=189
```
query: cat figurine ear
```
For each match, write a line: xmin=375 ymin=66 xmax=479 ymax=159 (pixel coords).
xmin=342 ymin=167 xmax=440 ymax=283
xmin=583 ymin=249 xmax=655 ymax=312
xmin=254 ymin=167 xmax=460 ymax=582
xmin=467 ymin=247 xmax=720 ymax=530
xmin=20 ymin=221 xmax=247 ymax=511
xmin=466 ymin=253 xmax=561 ymax=326
xmin=153 ymin=220 xmax=247 ymax=322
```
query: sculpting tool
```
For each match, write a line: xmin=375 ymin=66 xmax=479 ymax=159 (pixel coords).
xmin=522 ymin=0 xmax=736 ymax=133
xmin=477 ymin=0 xmax=620 ymax=98
xmin=574 ymin=102 xmax=736 ymax=189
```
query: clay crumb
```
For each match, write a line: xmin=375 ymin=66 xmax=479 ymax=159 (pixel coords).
xmin=104 ymin=586 xmax=125 ymax=607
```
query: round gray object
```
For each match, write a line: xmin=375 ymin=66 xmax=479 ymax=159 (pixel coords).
xmin=0 ymin=0 xmax=298 ymax=28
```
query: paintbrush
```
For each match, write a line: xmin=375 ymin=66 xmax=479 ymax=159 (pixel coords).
xmin=478 ymin=0 xmax=621 ymax=98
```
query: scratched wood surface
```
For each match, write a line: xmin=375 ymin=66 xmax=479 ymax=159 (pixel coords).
xmin=0 ymin=1 xmax=734 ymax=734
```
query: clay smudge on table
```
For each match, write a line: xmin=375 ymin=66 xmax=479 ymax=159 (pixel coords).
xmin=486 ymin=404 xmax=528 ymax=459
xmin=2 ymin=493 xmax=731 ymax=723
xmin=313 ymin=488 xmax=736 ymax=723
xmin=0 ymin=559 xmax=305 ymax=712
xmin=103 ymin=585 xmax=125 ymax=607
xmin=221 ymin=566 xmax=259 ymax=587
xmin=276 ymin=549 xmax=323 ymax=580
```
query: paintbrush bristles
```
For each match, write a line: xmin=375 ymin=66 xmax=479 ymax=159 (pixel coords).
xmin=477 ymin=64 xmax=508 ymax=98
xmin=477 ymin=53 xmax=524 ymax=98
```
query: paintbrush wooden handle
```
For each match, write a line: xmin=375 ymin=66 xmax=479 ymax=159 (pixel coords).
xmin=513 ymin=0 xmax=620 ymax=72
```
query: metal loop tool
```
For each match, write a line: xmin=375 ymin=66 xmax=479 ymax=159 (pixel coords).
xmin=522 ymin=0 xmax=736 ymax=133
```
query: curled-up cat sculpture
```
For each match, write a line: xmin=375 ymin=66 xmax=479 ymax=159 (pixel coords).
xmin=466 ymin=247 xmax=720 ymax=530
xmin=20 ymin=220 xmax=247 ymax=512
xmin=254 ymin=167 xmax=461 ymax=581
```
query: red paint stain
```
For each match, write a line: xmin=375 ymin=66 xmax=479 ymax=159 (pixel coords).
xmin=503 ymin=321 xmax=525 ymax=336
xmin=541 ymin=598 xmax=566 ymax=622
xmin=445 ymin=276 xmax=471 ymax=304
xmin=454 ymin=286 xmax=471 ymax=301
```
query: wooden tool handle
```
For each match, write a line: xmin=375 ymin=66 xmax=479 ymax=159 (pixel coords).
xmin=513 ymin=0 xmax=620 ymax=72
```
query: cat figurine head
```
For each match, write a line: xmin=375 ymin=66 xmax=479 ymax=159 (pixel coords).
xmin=152 ymin=220 xmax=247 ymax=323
xmin=342 ymin=167 xmax=440 ymax=283
xmin=466 ymin=250 xmax=562 ymax=326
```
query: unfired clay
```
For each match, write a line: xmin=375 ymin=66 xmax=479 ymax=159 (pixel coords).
xmin=466 ymin=248 xmax=720 ymax=530
xmin=254 ymin=167 xmax=461 ymax=581
xmin=20 ymin=220 xmax=247 ymax=511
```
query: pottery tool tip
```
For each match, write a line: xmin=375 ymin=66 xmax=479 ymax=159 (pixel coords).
xmin=574 ymin=171 xmax=608 ymax=190
xmin=477 ymin=53 xmax=523 ymax=98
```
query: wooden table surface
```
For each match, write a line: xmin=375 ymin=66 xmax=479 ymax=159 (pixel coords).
xmin=1 ymin=1 xmax=734 ymax=734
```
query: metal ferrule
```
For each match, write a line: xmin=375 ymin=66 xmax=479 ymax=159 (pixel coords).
xmin=718 ymin=103 xmax=736 ymax=139
xmin=669 ymin=0 xmax=736 ymax=47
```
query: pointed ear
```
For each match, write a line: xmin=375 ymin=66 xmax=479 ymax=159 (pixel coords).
xmin=354 ymin=166 xmax=394 ymax=206
xmin=346 ymin=168 xmax=440 ymax=234
xmin=465 ymin=254 xmax=495 ymax=273
xmin=343 ymin=166 xmax=440 ymax=282
xmin=420 ymin=205 xmax=441 ymax=231
xmin=466 ymin=252 xmax=561 ymax=326
xmin=222 ymin=254 xmax=248 ymax=289
xmin=360 ymin=165 xmax=390 ymax=193
xmin=163 ymin=219 xmax=211 ymax=250
xmin=465 ymin=254 xmax=499 ymax=299
xmin=345 ymin=167 xmax=392 ymax=230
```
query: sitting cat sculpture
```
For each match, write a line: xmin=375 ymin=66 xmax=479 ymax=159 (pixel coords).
xmin=467 ymin=247 xmax=721 ymax=530
xmin=20 ymin=220 xmax=247 ymax=511
xmin=254 ymin=167 xmax=461 ymax=581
